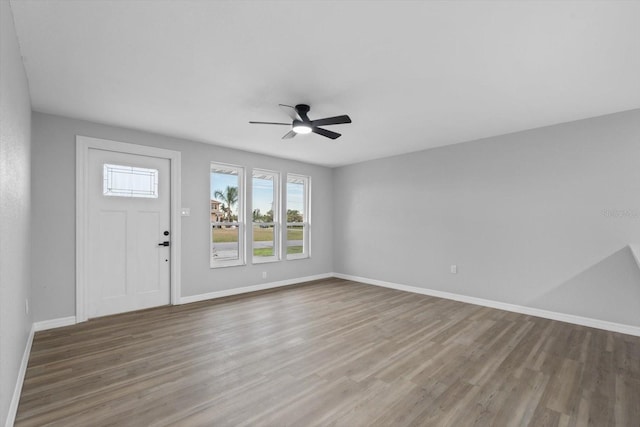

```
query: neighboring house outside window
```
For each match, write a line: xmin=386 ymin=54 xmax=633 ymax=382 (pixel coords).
xmin=210 ymin=199 xmax=224 ymax=223
xmin=210 ymin=162 xmax=245 ymax=268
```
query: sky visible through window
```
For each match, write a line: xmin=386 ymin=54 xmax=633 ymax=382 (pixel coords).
xmin=210 ymin=172 xmax=238 ymax=210
xmin=253 ymin=177 xmax=274 ymax=215
xmin=287 ymin=181 xmax=304 ymax=216
xmin=210 ymin=171 xmax=304 ymax=216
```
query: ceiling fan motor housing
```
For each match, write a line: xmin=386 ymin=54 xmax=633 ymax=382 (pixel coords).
xmin=295 ymin=104 xmax=311 ymax=117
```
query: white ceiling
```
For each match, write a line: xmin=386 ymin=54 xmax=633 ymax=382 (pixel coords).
xmin=10 ymin=0 xmax=640 ymax=167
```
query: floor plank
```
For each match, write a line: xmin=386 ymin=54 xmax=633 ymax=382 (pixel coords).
xmin=15 ymin=278 xmax=640 ymax=426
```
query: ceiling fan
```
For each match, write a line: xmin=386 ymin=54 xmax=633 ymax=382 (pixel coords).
xmin=250 ymin=104 xmax=352 ymax=140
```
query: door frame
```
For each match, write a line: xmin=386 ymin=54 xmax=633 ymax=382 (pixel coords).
xmin=76 ymin=135 xmax=182 ymax=322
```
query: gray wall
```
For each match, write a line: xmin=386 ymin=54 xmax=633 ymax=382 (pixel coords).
xmin=333 ymin=109 xmax=640 ymax=326
xmin=31 ymin=112 xmax=333 ymax=322
xmin=0 ymin=1 xmax=33 ymax=424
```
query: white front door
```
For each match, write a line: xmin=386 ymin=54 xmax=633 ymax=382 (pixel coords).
xmin=87 ymin=148 xmax=171 ymax=318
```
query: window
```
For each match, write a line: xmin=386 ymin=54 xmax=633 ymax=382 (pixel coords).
xmin=103 ymin=164 xmax=158 ymax=198
xmin=252 ymin=169 xmax=279 ymax=263
xmin=286 ymin=174 xmax=310 ymax=259
xmin=210 ymin=162 xmax=244 ymax=267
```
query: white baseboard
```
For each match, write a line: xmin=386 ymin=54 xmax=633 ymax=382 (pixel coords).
xmin=33 ymin=316 xmax=76 ymax=332
xmin=333 ymin=273 xmax=640 ymax=337
xmin=179 ymin=273 xmax=334 ymax=304
xmin=5 ymin=324 xmax=35 ymax=427
xmin=34 ymin=274 xmax=335 ymax=327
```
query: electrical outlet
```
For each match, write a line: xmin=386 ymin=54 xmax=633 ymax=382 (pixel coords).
xmin=262 ymin=271 xmax=267 ymax=279
xmin=450 ymin=265 xmax=457 ymax=274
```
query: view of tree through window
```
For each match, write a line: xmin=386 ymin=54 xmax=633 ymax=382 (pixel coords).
xmin=210 ymin=163 xmax=309 ymax=267
xmin=252 ymin=170 xmax=278 ymax=261
xmin=210 ymin=163 xmax=244 ymax=267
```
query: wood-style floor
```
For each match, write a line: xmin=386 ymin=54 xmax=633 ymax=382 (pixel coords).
xmin=15 ymin=278 xmax=640 ymax=426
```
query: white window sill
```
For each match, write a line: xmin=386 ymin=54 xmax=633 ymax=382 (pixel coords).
xmin=210 ymin=261 xmax=246 ymax=269
xmin=252 ymin=257 xmax=280 ymax=264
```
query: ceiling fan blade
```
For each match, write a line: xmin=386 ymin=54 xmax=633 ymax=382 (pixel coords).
xmin=312 ymin=127 xmax=341 ymax=140
xmin=282 ymin=130 xmax=297 ymax=139
xmin=310 ymin=115 xmax=352 ymax=127
xmin=279 ymin=104 xmax=301 ymax=121
xmin=249 ymin=121 xmax=291 ymax=125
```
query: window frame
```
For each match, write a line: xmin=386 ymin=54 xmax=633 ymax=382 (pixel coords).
xmin=210 ymin=162 xmax=245 ymax=268
xmin=286 ymin=173 xmax=310 ymax=260
xmin=251 ymin=169 xmax=280 ymax=264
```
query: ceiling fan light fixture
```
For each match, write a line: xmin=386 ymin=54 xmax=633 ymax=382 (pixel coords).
xmin=250 ymin=104 xmax=350 ymax=140
xmin=292 ymin=121 xmax=312 ymax=134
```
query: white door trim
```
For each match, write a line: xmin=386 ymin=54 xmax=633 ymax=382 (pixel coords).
xmin=76 ymin=135 xmax=182 ymax=322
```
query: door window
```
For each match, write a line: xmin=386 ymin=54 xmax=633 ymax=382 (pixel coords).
xmin=103 ymin=163 xmax=159 ymax=198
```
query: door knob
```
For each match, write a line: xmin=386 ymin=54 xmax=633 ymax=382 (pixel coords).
xmin=158 ymin=241 xmax=170 ymax=247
